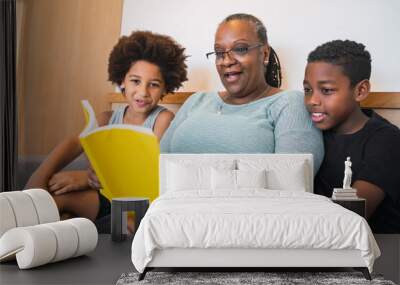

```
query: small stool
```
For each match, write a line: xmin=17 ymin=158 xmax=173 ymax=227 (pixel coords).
xmin=111 ymin=197 xmax=149 ymax=242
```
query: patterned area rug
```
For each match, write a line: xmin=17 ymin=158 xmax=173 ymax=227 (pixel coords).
xmin=116 ymin=271 xmax=396 ymax=285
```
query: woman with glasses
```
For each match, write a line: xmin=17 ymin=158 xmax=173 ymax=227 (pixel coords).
xmin=161 ymin=13 xmax=323 ymax=173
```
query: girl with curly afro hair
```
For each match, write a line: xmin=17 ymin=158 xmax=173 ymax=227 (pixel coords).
xmin=104 ymin=30 xmax=188 ymax=140
xmin=26 ymin=31 xmax=188 ymax=227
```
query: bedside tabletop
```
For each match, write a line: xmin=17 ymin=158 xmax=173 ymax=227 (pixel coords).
xmin=331 ymin=197 xmax=366 ymax=218
xmin=0 ymin=234 xmax=133 ymax=285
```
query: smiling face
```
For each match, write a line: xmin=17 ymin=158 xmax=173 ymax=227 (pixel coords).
xmin=214 ymin=20 xmax=268 ymax=100
xmin=303 ymin=61 xmax=368 ymax=134
xmin=121 ymin=60 xmax=165 ymax=115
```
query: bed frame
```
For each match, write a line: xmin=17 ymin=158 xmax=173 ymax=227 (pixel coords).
xmin=143 ymin=249 xmax=370 ymax=279
xmin=136 ymin=154 xmax=374 ymax=281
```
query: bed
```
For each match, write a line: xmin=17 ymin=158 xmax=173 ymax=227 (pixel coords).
xmin=130 ymin=153 xmax=380 ymax=280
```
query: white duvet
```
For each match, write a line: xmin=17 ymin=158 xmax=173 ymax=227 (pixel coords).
xmin=131 ymin=190 xmax=380 ymax=273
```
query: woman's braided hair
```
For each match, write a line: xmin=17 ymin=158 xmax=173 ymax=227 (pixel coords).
xmin=222 ymin=13 xmax=282 ymax=88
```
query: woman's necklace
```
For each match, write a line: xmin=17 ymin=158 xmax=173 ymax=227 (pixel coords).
xmin=250 ymin=84 xmax=272 ymax=102
xmin=217 ymin=85 xmax=272 ymax=115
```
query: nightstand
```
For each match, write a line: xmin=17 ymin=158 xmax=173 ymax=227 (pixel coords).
xmin=331 ymin=197 xmax=366 ymax=218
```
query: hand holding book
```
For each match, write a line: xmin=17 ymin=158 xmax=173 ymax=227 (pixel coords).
xmin=87 ymin=166 xmax=101 ymax=189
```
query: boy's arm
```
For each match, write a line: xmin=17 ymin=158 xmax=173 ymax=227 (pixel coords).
xmin=354 ymin=125 xmax=400 ymax=219
xmin=353 ymin=180 xmax=385 ymax=218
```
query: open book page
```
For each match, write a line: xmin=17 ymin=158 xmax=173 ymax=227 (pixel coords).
xmin=79 ymin=100 xmax=160 ymax=202
xmin=79 ymin=100 xmax=99 ymax=138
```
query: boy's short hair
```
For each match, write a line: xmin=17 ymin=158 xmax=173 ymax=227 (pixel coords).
xmin=307 ymin=40 xmax=371 ymax=87
xmin=108 ymin=31 xmax=188 ymax=94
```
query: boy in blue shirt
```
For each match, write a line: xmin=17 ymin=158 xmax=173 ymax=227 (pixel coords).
xmin=303 ymin=40 xmax=400 ymax=233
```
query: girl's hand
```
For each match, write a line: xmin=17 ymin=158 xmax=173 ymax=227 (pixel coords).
xmin=25 ymin=173 xmax=51 ymax=190
xmin=87 ymin=166 xmax=102 ymax=189
xmin=48 ymin=171 xmax=89 ymax=195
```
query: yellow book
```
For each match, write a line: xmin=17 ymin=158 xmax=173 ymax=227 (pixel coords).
xmin=79 ymin=100 xmax=159 ymax=202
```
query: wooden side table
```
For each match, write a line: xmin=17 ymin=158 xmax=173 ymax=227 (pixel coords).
xmin=332 ymin=197 xmax=366 ymax=218
xmin=111 ymin=197 xmax=149 ymax=242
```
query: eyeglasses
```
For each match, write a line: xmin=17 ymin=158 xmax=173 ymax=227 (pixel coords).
xmin=206 ymin=43 xmax=264 ymax=61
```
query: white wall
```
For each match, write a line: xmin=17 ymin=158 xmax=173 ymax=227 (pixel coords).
xmin=121 ymin=0 xmax=400 ymax=92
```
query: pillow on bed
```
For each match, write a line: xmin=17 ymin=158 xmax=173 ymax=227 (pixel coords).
xmin=211 ymin=169 xmax=236 ymax=190
xmin=236 ymin=169 xmax=267 ymax=189
xmin=267 ymin=162 xmax=306 ymax=191
xmin=238 ymin=160 xmax=306 ymax=191
xmin=211 ymin=168 xmax=267 ymax=190
xmin=166 ymin=160 xmax=235 ymax=191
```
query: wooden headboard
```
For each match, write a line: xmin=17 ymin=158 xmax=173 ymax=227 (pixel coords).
xmin=106 ymin=91 xmax=400 ymax=109
xmin=106 ymin=92 xmax=193 ymax=106
xmin=106 ymin=91 xmax=400 ymax=126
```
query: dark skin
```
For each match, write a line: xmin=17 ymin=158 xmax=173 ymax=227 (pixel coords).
xmin=303 ymin=61 xmax=384 ymax=218
xmin=214 ymin=20 xmax=280 ymax=104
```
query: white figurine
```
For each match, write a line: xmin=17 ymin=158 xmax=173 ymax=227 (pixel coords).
xmin=343 ymin=157 xmax=353 ymax=189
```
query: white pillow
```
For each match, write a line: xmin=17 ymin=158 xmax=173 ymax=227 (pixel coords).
xmin=167 ymin=162 xmax=210 ymax=191
xmin=236 ymin=169 xmax=267 ymax=189
xmin=166 ymin=160 xmax=236 ymax=192
xmin=211 ymin=168 xmax=236 ymax=190
xmin=267 ymin=163 xmax=306 ymax=191
xmin=238 ymin=160 xmax=307 ymax=191
xmin=211 ymin=168 xmax=268 ymax=190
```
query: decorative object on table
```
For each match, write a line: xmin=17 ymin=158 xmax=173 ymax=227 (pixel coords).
xmin=0 ymin=189 xmax=98 ymax=269
xmin=116 ymin=271 xmax=395 ymax=285
xmin=0 ymin=189 xmax=59 ymax=237
xmin=0 ymin=218 xmax=97 ymax=269
xmin=332 ymin=157 xmax=358 ymax=200
xmin=79 ymin=100 xmax=159 ymax=202
xmin=343 ymin=156 xmax=353 ymax=189
xmin=111 ymin=197 xmax=149 ymax=242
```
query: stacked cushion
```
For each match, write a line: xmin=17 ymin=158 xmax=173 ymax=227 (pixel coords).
xmin=0 ymin=189 xmax=59 ymax=237
xmin=0 ymin=189 xmax=97 ymax=269
xmin=0 ymin=218 xmax=97 ymax=269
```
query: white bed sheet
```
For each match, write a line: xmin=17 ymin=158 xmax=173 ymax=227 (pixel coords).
xmin=131 ymin=190 xmax=380 ymax=273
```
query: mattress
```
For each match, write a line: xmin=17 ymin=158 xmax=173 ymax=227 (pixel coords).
xmin=131 ymin=190 xmax=380 ymax=273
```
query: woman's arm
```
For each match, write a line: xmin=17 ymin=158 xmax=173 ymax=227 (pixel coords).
xmin=159 ymin=92 xmax=201 ymax=152
xmin=273 ymin=91 xmax=324 ymax=175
